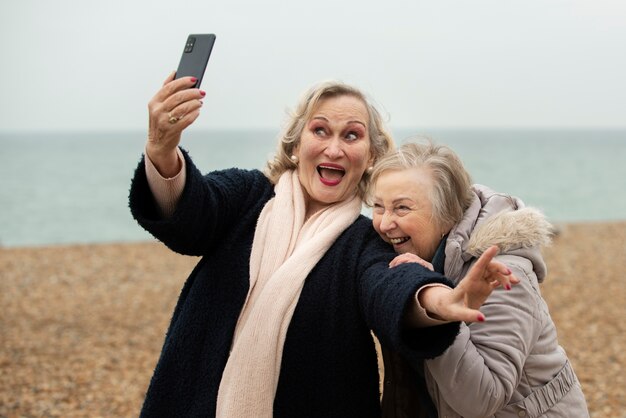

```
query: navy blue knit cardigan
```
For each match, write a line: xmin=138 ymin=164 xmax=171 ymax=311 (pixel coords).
xmin=129 ymin=150 xmax=459 ymax=418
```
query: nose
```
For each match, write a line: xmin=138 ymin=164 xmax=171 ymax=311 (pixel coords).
xmin=378 ymin=210 xmax=396 ymax=233
xmin=324 ymin=136 xmax=344 ymax=159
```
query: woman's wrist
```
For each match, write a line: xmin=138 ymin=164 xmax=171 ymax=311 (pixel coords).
xmin=145 ymin=144 xmax=181 ymax=178
xmin=417 ymin=286 xmax=449 ymax=320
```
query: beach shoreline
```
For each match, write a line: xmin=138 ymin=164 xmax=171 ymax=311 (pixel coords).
xmin=1 ymin=221 xmax=624 ymax=417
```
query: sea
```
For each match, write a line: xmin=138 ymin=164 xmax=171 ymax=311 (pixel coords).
xmin=1 ymin=128 xmax=625 ymax=248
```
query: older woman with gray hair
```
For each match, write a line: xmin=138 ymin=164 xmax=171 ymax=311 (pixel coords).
xmin=368 ymin=141 xmax=589 ymax=417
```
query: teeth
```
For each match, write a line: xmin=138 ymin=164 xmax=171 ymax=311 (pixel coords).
xmin=319 ymin=165 xmax=344 ymax=172
xmin=389 ymin=237 xmax=409 ymax=245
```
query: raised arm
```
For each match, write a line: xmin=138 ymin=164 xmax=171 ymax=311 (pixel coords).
xmin=130 ymin=152 xmax=274 ymax=256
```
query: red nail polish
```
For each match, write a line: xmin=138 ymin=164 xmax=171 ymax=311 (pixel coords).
xmin=190 ymin=77 xmax=197 ymax=83
xmin=478 ymin=314 xmax=485 ymax=322
xmin=200 ymin=90 xmax=206 ymax=97
xmin=505 ymin=284 xmax=511 ymax=290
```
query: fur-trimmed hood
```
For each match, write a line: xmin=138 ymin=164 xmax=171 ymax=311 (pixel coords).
xmin=443 ymin=184 xmax=554 ymax=283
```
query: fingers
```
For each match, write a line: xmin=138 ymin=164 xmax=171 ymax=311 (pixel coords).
xmin=486 ymin=258 xmax=514 ymax=277
xmin=463 ymin=246 xmax=499 ymax=286
xmin=489 ymin=279 xmax=501 ymax=289
xmin=463 ymin=308 xmax=486 ymax=323
xmin=389 ymin=254 xmax=405 ymax=268
xmin=473 ymin=245 xmax=499 ymax=271
xmin=162 ymin=71 xmax=176 ymax=86
xmin=163 ymin=90 xmax=205 ymax=119
xmin=153 ymin=75 xmax=201 ymax=105
xmin=484 ymin=261 xmax=519 ymax=290
xmin=147 ymin=74 xmax=206 ymax=141
xmin=148 ymin=92 xmax=204 ymax=143
xmin=168 ymin=105 xmax=202 ymax=131
xmin=470 ymin=246 xmax=519 ymax=291
xmin=388 ymin=253 xmax=434 ymax=270
xmin=442 ymin=305 xmax=486 ymax=323
xmin=163 ymin=99 xmax=204 ymax=126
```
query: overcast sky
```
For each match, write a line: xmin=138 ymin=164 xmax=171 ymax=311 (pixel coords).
xmin=1 ymin=0 xmax=625 ymax=132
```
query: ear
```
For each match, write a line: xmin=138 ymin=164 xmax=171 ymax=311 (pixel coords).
xmin=367 ymin=152 xmax=376 ymax=169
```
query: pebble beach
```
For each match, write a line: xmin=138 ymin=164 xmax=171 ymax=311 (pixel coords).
xmin=1 ymin=221 xmax=625 ymax=417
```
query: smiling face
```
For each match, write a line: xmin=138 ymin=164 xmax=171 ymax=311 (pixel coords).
xmin=371 ymin=168 xmax=445 ymax=261
xmin=293 ymin=95 xmax=373 ymax=216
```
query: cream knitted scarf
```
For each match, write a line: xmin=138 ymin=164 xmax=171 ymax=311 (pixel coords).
xmin=215 ymin=170 xmax=361 ymax=418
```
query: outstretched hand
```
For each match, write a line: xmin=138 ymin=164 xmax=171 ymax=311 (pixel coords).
xmin=416 ymin=246 xmax=519 ymax=323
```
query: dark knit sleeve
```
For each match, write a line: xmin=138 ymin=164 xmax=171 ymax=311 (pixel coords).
xmin=128 ymin=148 xmax=273 ymax=256
xmin=355 ymin=221 xmax=460 ymax=361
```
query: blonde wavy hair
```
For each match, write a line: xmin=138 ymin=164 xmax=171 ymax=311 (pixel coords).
xmin=366 ymin=139 xmax=474 ymax=231
xmin=264 ymin=81 xmax=394 ymax=199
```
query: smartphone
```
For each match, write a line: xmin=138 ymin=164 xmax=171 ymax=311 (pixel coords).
xmin=175 ymin=34 xmax=216 ymax=88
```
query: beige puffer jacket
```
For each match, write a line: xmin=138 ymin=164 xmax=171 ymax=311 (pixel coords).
xmin=425 ymin=185 xmax=589 ymax=418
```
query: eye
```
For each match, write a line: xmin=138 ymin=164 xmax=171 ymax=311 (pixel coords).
xmin=345 ymin=131 xmax=359 ymax=141
xmin=373 ymin=203 xmax=385 ymax=214
xmin=313 ymin=126 xmax=327 ymax=136
xmin=395 ymin=205 xmax=411 ymax=216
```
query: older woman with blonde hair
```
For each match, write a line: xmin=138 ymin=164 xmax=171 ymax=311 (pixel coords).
xmin=129 ymin=76 xmax=517 ymax=418
xmin=369 ymin=140 xmax=589 ymax=417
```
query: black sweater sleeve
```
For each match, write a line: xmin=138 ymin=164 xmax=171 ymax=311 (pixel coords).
xmin=355 ymin=221 xmax=460 ymax=360
xmin=128 ymin=148 xmax=274 ymax=256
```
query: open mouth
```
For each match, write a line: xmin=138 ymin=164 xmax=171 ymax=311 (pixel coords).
xmin=389 ymin=236 xmax=410 ymax=246
xmin=317 ymin=164 xmax=345 ymax=186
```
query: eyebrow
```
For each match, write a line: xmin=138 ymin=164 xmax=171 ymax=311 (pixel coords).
xmin=311 ymin=116 xmax=367 ymax=128
xmin=372 ymin=196 xmax=416 ymax=205
xmin=392 ymin=197 xmax=415 ymax=204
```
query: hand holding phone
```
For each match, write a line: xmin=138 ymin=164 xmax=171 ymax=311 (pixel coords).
xmin=175 ymin=34 xmax=216 ymax=88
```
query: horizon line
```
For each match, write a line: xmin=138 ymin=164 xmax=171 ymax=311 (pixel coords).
xmin=2 ymin=126 xmax=626 ymax=135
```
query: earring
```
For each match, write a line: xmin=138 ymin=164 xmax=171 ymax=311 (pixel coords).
xmin=366 ymin=166 xmax=374 ymax=174
xmin=290 ymin=155 xmax=299 ymax=164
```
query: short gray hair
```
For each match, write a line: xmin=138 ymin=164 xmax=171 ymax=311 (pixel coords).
xmin=367 ymin=139 xmax=473 ymax=230
xmin=264 ymin=80 xmax=394 ymax=199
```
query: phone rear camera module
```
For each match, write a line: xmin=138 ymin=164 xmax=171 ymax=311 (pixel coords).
xmin=185 ymin=37 xmax=196 ymax=53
